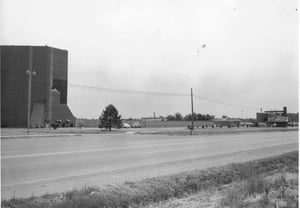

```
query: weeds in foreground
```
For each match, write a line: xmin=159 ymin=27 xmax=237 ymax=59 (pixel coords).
xmin=219 ymin=172 xmax=298 ymax=208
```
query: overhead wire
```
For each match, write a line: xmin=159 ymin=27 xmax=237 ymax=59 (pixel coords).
xmin=69 ymin=84 xmax=190 ymax=97
xmin=69 ymin=83 xmax=258 ymax=110
xmin=193 ymin=95 xmax=249 ymax=109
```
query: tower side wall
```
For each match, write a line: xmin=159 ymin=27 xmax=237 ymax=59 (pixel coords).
xmin=52 ymin=49 xmax=68 ymax=104
xmin=1 ymin=46 xmax=49 ymax=127
xmin=1 ymin=45 xmax=74 ymax=127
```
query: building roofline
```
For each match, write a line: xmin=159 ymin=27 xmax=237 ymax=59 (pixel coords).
xmin=0 ymin=45 xmax=67 ymax=52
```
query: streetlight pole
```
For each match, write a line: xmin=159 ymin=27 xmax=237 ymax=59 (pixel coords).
xmin=190 ymin=88 xmax=194 ymax=135
xmin=26 ymin=46 xmax=36 ymax=135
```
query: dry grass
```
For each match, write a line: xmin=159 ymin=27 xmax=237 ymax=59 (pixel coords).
xmin=2 ymin=151 xmax=298 ymax=208
xmin=219 ymin=172 xmax=298 ymax=208
xmin=146 ymin=172 xmax=298 ymax=208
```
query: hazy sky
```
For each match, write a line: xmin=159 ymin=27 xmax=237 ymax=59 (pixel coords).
xmin=1 ymin=0 xmax=298 ymax=119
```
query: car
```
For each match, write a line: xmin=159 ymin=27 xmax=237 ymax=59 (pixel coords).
xmin=187 ymin=125 xmax=194 ymax=130
xmin=271 ymin=123 xmax=277 ymax=127
xmin=122 ymin=123 xmax=131 ymax=128
xmin=131 ymin=123 xmax=141 ymax=128
xmin=288 ymin=122 xmax=298 ymax=127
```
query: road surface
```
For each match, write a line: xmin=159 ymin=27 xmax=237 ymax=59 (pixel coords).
xmin=1 ymin=130 xmax=298 ymax=199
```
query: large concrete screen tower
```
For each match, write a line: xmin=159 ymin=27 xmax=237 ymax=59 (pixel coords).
xmin=1 ymin=45 xmax=75 ymax=127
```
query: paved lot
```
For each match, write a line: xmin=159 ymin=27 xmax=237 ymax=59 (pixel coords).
xmin=1 ymin=130 xmax=298 ymax=199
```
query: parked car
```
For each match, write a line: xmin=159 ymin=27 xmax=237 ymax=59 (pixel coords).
xmin=288 ymin=122 xmax=298 ymax=127
xmin=271 ymin=123 xmax=277 ymax=127
xmin=122 ymin=123 xmax=131 ymax=128
xmin=187 ymin=125 xmax=194 ymax=130
xmin=131 ymin=123 xmax=141 ymax=128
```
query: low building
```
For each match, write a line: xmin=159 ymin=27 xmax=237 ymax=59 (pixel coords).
xmin=213 ymin=118 xmax=241 ymax=127
xmin=141 ymin=117 xmax=163 ymax=122
xmin=256 ymin=107 xmax=288 ymax=127
xmin=75 ymin=118 xmax=100 ymax=128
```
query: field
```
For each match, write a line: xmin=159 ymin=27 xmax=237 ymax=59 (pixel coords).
xmin=2 ymin=151 xmax=298 ymax=208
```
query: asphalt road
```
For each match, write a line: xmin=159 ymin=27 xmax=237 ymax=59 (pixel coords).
xmin=1 ymin=130 xmax=298 ymax=199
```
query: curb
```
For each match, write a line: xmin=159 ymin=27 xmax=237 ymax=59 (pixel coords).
xmin=1 ymin=134 xmax=82 ymax=139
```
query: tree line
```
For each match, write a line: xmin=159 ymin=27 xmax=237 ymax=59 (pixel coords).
xmin=166 ymin=112 xmax=215 ymax=121
xmin=98 ymin=104 xmax=216 ymax=131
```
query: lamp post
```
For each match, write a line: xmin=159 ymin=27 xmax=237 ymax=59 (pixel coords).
xmin=26 ymin=46 xmax=36 ymax=135
xmin=190 ymin=88 xmax=194 ymax=135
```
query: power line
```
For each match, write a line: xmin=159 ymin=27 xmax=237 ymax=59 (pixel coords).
xmin=69 ymin=84 xmax=189 ymax=97
xmin=194 ymin=95 xmax=245 ymax=108
xmin=69 ymin=83 xmax=258 ymax=110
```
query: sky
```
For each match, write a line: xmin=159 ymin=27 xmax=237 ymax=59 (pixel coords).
xmin=0 ymin=0 xmax=298 ymax=119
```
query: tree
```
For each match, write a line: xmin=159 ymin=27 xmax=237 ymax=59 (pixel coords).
xmin=99 ymin=104 xmax=122 ymax=131
xmin=196 ymin=113 xmax=203 ymax=120
xmin=159 ymin=116 xmax=165 ymax=121
xmin=184 ymin=113 xmax=197 ymax=121
xmin=167 ymin=115 xmax=176 ymax=121
xmin=185 ymin=113 xmax=215 ymax=121
xmin=206 ymin=114 xmax=215 ymax=120
xmin=175 ymin=112 xmax=183 ymax=121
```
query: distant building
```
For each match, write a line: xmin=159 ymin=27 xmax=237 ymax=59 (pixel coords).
xmin=1 ymin=45 xmax=74 ymax=127
xmin=287 ymin=113 xmax=299 ymax=123
xmin=213 ymin=118 xmax=241 ymax=127
xmin=141 ymin=117 xmax=163 ymax=122
xmin=122 ymin=119 xmax=142 ymax=128
xmin=256 ymin=107 xmax=288 ymax=127
xmin=75 ymin=118 xmax=99 ymax=128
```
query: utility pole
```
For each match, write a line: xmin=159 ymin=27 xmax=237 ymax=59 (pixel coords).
xmin=190 ymin=88 xmax=194 ymax=135
xmin=26 ymin=46 xmax=36 ymax=135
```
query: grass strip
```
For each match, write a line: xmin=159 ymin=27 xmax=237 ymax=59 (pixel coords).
xmin=2 ymin=151 xmax=298 ymax=208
